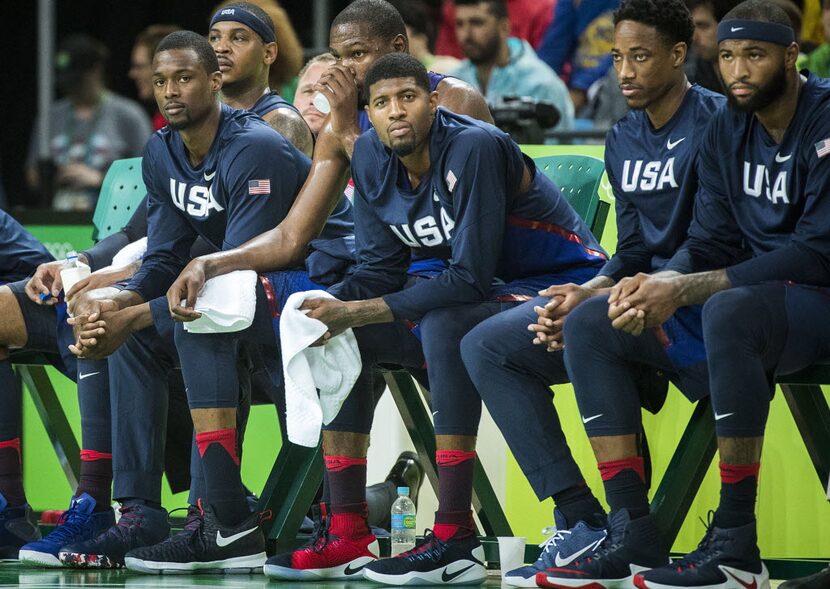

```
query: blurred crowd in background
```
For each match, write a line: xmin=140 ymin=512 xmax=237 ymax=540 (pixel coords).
xmin=3 ymin=0 xmax=828 ymax=212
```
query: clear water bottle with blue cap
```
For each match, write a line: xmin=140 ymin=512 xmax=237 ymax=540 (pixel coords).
xmin=390 ymin=486 xmax=416 ymax=556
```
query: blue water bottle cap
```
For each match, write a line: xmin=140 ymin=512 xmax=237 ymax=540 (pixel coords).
xmin=397 ymin=486 xmax=410 ymax=496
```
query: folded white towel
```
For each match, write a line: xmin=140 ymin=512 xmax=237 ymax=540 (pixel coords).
xmin=111 ymin=236 xmax=147 ymax=269
xmin=183 ymin=270 xmax=258 ymax=334
xmin=280 ymin=290 xmax=362 ymax=447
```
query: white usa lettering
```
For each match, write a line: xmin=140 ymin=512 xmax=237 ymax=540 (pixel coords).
xmin=169 ymin=178 xmax=225 ymax=218
xmin=389 ymin=209 xmax=455 ymax=248
xmin=742 ymin=162 xmax=789 ymax=204
xmin=621 ymin=158 xmax=678 ymax=192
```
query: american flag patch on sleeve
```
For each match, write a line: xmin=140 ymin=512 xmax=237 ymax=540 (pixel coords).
xmin=816 ymin=139 xmax=830 ymax=158
xmin=248 ymin=179 xmax=271 ymax=195
xmin=446 ymin=170 xmax=457 ymax=192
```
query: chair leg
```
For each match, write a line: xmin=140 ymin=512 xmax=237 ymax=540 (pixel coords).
xmin=650 ymin=399 xmax=716 ymax=547
xmin=16 ymin=365 xmax=80 ymax=489
xmin=384 ymin=370 xmax=439 ymax=494
xmin=780 ymin=383 xmax=830 ymax=490
xmin=383 ymin=370 xmax=512 ymax=537
xmin=258 ymin=441 xmax=324 ymax=553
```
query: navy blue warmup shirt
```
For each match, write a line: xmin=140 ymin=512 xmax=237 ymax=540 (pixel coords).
xmin=330 ymin=108 xmax=607 ymax=321
xmin=667 ymin=73 xmax=830 ymax=286
xmin=601 ymin=86 xmax=725 ymax=281
xmin=250 ymin=91 xmax=299 ymax=118
xmin=0 ymin=209 xmax=54 ymax=282
xmin=126 ymin=104 xmax=310 ymax=301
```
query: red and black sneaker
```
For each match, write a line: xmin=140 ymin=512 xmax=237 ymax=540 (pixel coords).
xmin=264 ymin=506 xmax=378 ymax=581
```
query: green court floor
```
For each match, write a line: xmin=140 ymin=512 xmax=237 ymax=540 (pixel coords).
xmin=0 ymin=562 xmax=787 ymax=588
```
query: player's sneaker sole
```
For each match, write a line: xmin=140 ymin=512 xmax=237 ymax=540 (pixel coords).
xmin=124 ymin=551 xmax=266 ymax=575
xmin=18 ymin=549 xmax=62 ymax=567
xmin=503 ymin=574 xmax=541 ymax=587
xmin=633 ymin=564 xmax=771 ymax=589
xmin=363 ymin=560 xmax=487 ymax=586
xmin=58 ymin=551 xmax=123 ymax=569
xmin=264 ymin=554 xmax=377 ymax=581
xmin=538 ymin=564 xmax=652 ymax=589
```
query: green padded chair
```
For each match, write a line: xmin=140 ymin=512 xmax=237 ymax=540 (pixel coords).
xmin=12 ymin=157 xmax=148 ymax=490
xmin=92 ymin=157 xmax=145 ymax=241
xmin=534 ymin=154 xmax=610 ymax=242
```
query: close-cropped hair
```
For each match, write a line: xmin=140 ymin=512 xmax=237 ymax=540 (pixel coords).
xmin=364 ymin=52 xmax=431 ymax=103
xmin=331 ymin=0 xmax=408 ymax=43
xmin=156 ymin=30 xmax=221 ymax=74
xmin=614 ymin=0 xmax=696 ymax=48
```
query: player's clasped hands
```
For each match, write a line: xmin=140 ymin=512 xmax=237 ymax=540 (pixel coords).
xmin=529 ymin=283 xmax=597 ymax=352
xmin=67 ymin=296 xmax=120 ymax=358
xmin=608 ymin=273 xmax=681 ymax=336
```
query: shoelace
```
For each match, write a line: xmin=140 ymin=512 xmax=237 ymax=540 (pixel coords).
xmin=400 ymin=529 xmax=447 ymax=562
xmin=167 ymin=506 xmax=203 ymax=535
xmin=670 ymin=512 xmax=720 ymax=572
xmin=296 ymin=508 xmax=330 ymax=555
xmin=43 ymin=503 xmax=93 ymax=543
xmin=537 ymin=526 xmax=572 ymax=566
xmin=103 ymin=504 xmax=144 ymax=541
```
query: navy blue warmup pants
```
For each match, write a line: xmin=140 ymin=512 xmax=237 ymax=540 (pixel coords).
xmin=564 ymin=283 xmax=830 ymax=440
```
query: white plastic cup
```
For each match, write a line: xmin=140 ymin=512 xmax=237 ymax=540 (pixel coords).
xmin=313 ymin=92 xmax=331 ymax=114
xmin=497 ymin=536 xmax=526 ymax=579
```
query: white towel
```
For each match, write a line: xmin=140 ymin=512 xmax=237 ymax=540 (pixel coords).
xmin=183 ymin=270 xmax=258 ymax=334
xmin=111 ymin=236 xmax=147 ymax=268
xmin=280 ymin=290 xmax=362 ymax=447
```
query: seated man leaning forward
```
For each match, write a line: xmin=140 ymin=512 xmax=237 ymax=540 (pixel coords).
xmin=544 ymin=2 xmax=830 ymax=588
xmin=264 ymin=53 xmax=607 ymax=585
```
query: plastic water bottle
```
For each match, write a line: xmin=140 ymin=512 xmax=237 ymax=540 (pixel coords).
xmin=59 ymin=251 xmax=90 ymax=299
xmin=390 ymin=486 xmax=416 ymax=556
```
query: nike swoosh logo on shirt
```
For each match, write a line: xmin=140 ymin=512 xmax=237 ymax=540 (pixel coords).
xmin=442 ymin=564 xmax=475 ymax=582
xmin=78 ymin=372 xmax=100 ymax=380
xmin=554 ymin=538 xmax=604 ymax=567
xmin=775 ymin=153 xmax=792 ymax=162
xmin=582 ymin=414 xmax=603 ymax=424
xmin=724 ymin=569 xmax=758 ymax=589
xmin=667 ymin=137 xmax=686 ymax=150
xmin=204 ymin=170 xmax=216 ymax=181
xmin=714 ymin=412 xmax=734 ymax=421
xmin=216 ymin=526 xmax=258 ymax=547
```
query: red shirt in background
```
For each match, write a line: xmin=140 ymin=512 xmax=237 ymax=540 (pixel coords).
xmin=436 ymin=0 xmax=556 ymax=59
xmin=152 ymin=111 xmax=166 ymax=131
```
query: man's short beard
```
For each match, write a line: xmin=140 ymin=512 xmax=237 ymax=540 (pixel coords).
xmin=468 ymin=36 xmax=500 ymax=66
xmin=391 ymin=140 xmax=416 ymax=157
xmin=166 ymin=117 xmax=191 ymax=131
xmin=727 ymin=66 xmax=787 ymax=113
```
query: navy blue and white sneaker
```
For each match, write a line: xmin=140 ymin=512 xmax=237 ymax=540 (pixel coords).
xmin=362 ymin=530 xmax=487 ymax=586
xmin=633 ymin=518 xmax=770 ymax=589
xmin=19 ymin=493 xmax=114 ymax=567
xmin=504 ymin=508 xmax=607 ymax=587
xmin=0 ymin=492 xmax=40 ymax=559
xmin=58 ymin=501 xmax=170 ymax=568
xmin=124 ymin=502 xmax=266 ymax=574
xmin=538 ymin=509 xmax=670 ymax=588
